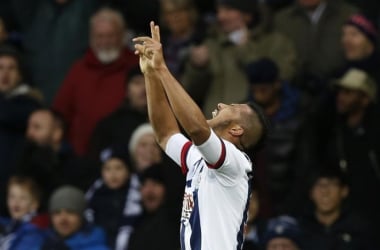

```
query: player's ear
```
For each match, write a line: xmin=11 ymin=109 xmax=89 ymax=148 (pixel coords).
xmin=229 ymin=125 xmax=243 ymax=137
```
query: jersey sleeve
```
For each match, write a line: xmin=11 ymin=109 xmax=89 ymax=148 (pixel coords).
xmin=196 ymin=130 xmax=226 ymax=169
xmin=165 ymin=133 xmax=193 ymax=175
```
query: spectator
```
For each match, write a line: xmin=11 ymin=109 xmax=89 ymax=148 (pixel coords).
xmin=275 ymin=0 xmax=358 ymax=97
xmin=88 ymin=66 xmax=148 ymax=161
xmin=344 ymin=0 xmax=380 ymax=25
xmin=128 ymin=123 xmax=184 ymax=219
xmin=159 ymin=0 xmax=206 ymax=79
xmin=182 ymin=0 xmax=297 ymax=116
xmin=12 ymin=0 xmax=99 ymax=103
xmin=246 ymin=58 xmax=303 ymax=216
xmin=305 ymin=68 xmax=380 ymax=232
xmin=0 ymin=176 xmax=45 ymax=250
xmin=243 ymin=190 xmax=266 ymax=250
xmin=339 ymin=14 xmax=380 ymax=85
xmin=0 ymin=46 xmax=42 ymax=214
xmin=42 ymin=186 xmax=109 ymax=250
xmin=128 ymin=164 xmax=179 ymax=250
xmin=16 ymin=109 xmax=93 ymax=205
xmin=85 ymin=146 xmax=142 ymax=250
xmin=53 ymin=7 xmax=139 ymax=156
xmin=299 ymin=167 xmax=375 ymax=250
xmin=263 ymin=215 xmax=302 ymax=250
xmin=128 ymin=123 xmax=162 ymax=173
xmin=0 ymin=16 xmax=21 ymax=49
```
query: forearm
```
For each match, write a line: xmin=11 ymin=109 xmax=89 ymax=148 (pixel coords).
xmin=157 ymin=67 xmax=210 ymax=145
xmin=144 ymin=71 xmax=180 ymax=149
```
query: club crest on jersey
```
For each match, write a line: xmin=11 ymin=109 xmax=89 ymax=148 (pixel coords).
xmin=182 ymin=193 xmax=194 ymax=221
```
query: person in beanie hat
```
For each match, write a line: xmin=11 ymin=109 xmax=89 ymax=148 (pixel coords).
xmin=42 ymin=185 xmax=109 ymax=250
xmin=129 ymin=123 xmax=163 ymax=173
xmin=85 ymin=146 xmax=142 ymax=250
xmin=340 ymin=14 xmax=380 ymax=87
xmin=263 ymin=215 xmax=302 ymax=250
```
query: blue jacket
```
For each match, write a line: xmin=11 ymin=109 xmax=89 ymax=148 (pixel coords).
xmin=42 ymin=224 xmax=109 ymax=250
xmin=0 ymin=217 xmax=45 ymax=250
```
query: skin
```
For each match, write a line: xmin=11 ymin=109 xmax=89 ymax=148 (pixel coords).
xmin=217 ymin=6 xmax=250 ymax=34
xmin=133 ymin=133 xmax=162 ymax=172
xmin=161 ymin=2 xmax=194 ymax=39
xmin=310 ymin=177 xmax=348 ymax=226
xmin=102 ymin=158 xmax=129 ymax=189
xmin=342 ymin=25 xmax=374 ymax=61
xmin=140 ymin=179 xmax=166 ymax=213
xmin=7 ymin=185 xmax=38 ymax=220
xmin=132 ymin=22 xmax=259 ymax=152
xmin=0 ymin=56 xmax=22 ymax=93
xmin=26 ymin=110 xmax=63 ymax=149
xmin=51 ymin=210 xmax=82 ymax=238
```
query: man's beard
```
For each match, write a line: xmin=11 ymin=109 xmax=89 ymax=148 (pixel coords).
xmin=95 ymin=48 xmax=121 ymax=64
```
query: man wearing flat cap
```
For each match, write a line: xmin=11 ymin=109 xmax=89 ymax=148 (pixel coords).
xmin=301 ymin=68 xmax=380 ymax=238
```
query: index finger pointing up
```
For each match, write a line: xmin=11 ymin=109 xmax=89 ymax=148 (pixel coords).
xmin=150 ymin=21 xmax=160 ymax=42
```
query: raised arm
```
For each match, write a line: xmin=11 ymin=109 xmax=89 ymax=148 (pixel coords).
xmin=134 ymin=22 xmax=211 ymax=146
xmin=133 ymin=23 xmax=180 ymax=150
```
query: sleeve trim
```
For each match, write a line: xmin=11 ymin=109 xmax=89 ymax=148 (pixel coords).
xmin=180 ymin=141 xmax=192 ymax=175
xmin=206 ymin=138 xmax=226 ymax=169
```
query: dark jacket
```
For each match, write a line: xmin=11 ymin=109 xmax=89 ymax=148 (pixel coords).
xmin=41 ymin=224 xmax=109 ymax=250
xmin=13 ymin=0 xmax=98 ymax=103
xmin=85 ymin=175 xmax=142 ymax=249
xmin=87 ymin=100 xmax=148 ymax=161
xmin=299 ymin=210 xmax=375 ymax=250
xmin=127 ymin=206 xmax=180 ymax=250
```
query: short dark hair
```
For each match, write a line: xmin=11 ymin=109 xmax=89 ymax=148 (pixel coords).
xmin=309 ymin=165 xmax=349 ymax=189
xmin=125 ymin=66 xmax=143 ymax=85
xmin=0 ymin=45 xmax=24 ymax=80
xmin=34 ymin=108 xmax=67 ymax=135
xmin=8 ymin=176 xmax=42 ymax=203
xmin=245 ymin=101 xmax=270 ymax=152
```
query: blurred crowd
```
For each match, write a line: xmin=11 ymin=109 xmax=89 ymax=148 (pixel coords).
xmin=0 ymin=0 xmax=380 ymax=249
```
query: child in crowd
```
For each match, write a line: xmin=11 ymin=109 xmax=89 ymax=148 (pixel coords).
xmin=0 ymin=176 xmax=45 ymax=249
xmin=85 ymin=145 xmax=142 ymax=250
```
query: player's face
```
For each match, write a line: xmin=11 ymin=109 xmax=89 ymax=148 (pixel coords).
xmin=7 ymin=184 xmax=38 ymax=220
xmin=141 ymin=179 xmax=165 ymax=213
xmin=336 ymin=87 xmax=366 ymax=114
xmin=51 ymin=210 xmax=82 ymax=238
xmin=267 ymin=238 xmax=299 ymax=250
xmin=342 ymin=26 xmax=374 ymax=60
xmin=102 ymin=158 xmax=129 ymax=189
xmin=127 ymin=75 xmax=147 ymax=111
xmin=133 ymin=134 xmax=162 ymax=172
xmin=0 ymin=56 xmax=22 ymax=93
xmin=217 ymin=6 xmax=248 ymax=34
xmin=311 ymin=178 xmax=347 ymax=214
xmin=26 ymin=111 xmax=56 ymax=146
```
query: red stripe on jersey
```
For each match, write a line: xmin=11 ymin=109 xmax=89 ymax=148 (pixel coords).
xmin=206 ymin=138 xmax=226 ymax=169
xmin=181 ymin=141 xmax=192 ymax=175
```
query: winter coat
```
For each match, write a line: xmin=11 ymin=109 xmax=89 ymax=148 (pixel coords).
xmin=0 ymin=216 xmax=45 ymax=250
xmin=41 ymin=224 xmax=109 ymax=250
xmin=52 ymin=48 xmax=139 ymax=155
xmin=182 ymin=27 xmax=297 ymax=116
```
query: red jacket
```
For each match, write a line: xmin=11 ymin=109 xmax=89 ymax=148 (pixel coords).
xmin=53 ymin=48 xmax=139 ymax=155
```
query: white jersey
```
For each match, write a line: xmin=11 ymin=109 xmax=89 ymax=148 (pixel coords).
xmin=166 ymin=130 xmax=253 ymax=250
